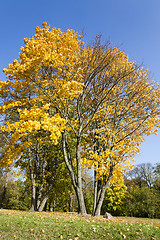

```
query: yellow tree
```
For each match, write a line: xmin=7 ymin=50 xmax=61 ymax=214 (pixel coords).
xmin=0 ymin=24 xmax=160 ymax=216
xmin=0 ymin=23 xmax=86 ymax=213
xmin=80 ymin=39 xmax=160 ymax=217
xmin=0 ymin=77 xmax=65 ymax=211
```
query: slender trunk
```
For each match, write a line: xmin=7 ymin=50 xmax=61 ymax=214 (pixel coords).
xmin=53 ymin=194 xmax=56 ymax=211
xmin=44 ymin=201 xmax=47 ymax=211
xmin=49 ymin=201 xmax=54 ymax=212
xmin=38 ymin=161 xmax=57 ymax=211
xmin=28 ymin=145 xmax=37 ymax=211
xmin=62 ymin=132 xmax=87 ymax=216
xmin=36 ymin=182 xmax=44 ymax=210
xmin=73 ymin=183 xmax=87 ymax=215
xmin=76 ymin=135 xmax=87 ymax=215
xmin=30 ymin=179 xmax=37 ymax=211
xmin=93 ymin=172 xmax=113 ymax=218
xmin=38 ymin=183 xmax=53 ymax=211
xmin=94 ymin=184 xmax=108 ymax=218
xmin=37 ymin=160 xmax=45 ymax=210
xmin=93 ymin=170 xmax=97 ymax=215
xmin=69 ymin=193 xmax=73 ymax=212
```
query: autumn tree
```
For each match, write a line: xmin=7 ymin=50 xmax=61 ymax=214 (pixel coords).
xmin=101 ymin=174 xmax=127 ymax=215
xmin=0 ymin=23 xmax=85 ymax=213
xmin=0 ymin=78 xmax=63 ymax=211
xmin=0 ymin=23 xmax=160 ymax=216
xmin=78 ymin=38 xmax=160 ymax=217
xmin=16 ymin=134 xmax=62 ymax=211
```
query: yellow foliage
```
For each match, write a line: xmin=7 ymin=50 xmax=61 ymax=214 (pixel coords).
xmin=0 ymin=23 xmax=160 ymax=178
xmin=0 ymin=23 xmax=85 ymax=166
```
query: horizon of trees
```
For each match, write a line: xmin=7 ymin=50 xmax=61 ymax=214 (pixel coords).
xmin=0 ymin=163 xmax=160 ymax=218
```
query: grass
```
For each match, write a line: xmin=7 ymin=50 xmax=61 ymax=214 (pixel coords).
xmin=0 ymin=209 xmax=160 ymax=239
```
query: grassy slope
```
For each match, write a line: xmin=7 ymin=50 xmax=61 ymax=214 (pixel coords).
xmin=0 ymin=209 xmax=160 ymax=240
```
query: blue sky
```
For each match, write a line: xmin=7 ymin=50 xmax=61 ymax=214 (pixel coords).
xmin=0 ymin=0 xmax=160 ymax=165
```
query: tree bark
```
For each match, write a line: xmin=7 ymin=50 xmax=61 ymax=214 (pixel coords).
xmin=93 ymin=170 xmax=98 ymax=215
xmin=76 ymin=135 xmax=87 ymax=215
xmin=38 ymin=161 xmax=57 ymax=211
xmin=28 ymin=146 xmax=37 ymax=211
xmin=30 ymin=179 xmax=37 ymax=211
xmin=37 ymin=160 xmax=45 ymax=210
xmin=74 ymin=185 xmax=87 ymax=215
xmin=38 ymin=182 xmax=53 ymax=211
xmin=69 ymin=193 xmax=73 ymax=212
xmin=94 ymin=184 xmax=108 ymax=218
xmin=93 ymin=171 xmax=113 ymax=218
xmin=62 ymin=132 xmax=87 ymax=216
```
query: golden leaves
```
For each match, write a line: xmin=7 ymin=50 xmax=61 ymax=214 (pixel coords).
xmin=1 ymin=22 xmax=160 ymax=176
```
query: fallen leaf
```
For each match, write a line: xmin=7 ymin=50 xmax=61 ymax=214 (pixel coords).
xmin=56 ymin=218 xmax=60 ymax=223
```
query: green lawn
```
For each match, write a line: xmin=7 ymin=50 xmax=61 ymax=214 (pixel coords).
xmin=0 ymin=209 xmax=160 ymax=239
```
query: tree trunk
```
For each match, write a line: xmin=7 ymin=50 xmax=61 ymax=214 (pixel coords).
xmin=62 ymin=132 xmax=87 ymax=216
xmin=37 ymin=161 xmax=45 ymax=210
xmin=38 ymin=188 xmax=50 ymax=211
xmin=76 ymin=135 xmax=87 ymax=215
xmin=28 ymin=145 xmax=37 ymax=211
xmin=37 ymin=184 xmax=43 ymax=210
xmin=74 ymin=185 xmax=87 ymax=215
xmin=44 ymin=201 xmax=47 ymax=211
xmin=93 ymin=172 xmax=113 ymax=218
xmin=93 ymin=170 xmax=98 ymax=215
xmin=30 ymin=180 xmax=37 ymax=211
xmin=94 ymin=184 xmax=108 ymax=218
xmin=49 ymin=201 xmax=54 ymax=212
xmin=38 ymin=166 xmax=57 ymax=211
xmin=69 ymin=193 xmax=73 ymax=212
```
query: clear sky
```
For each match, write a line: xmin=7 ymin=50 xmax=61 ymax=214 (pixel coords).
xmin=0 ymin=0 xmax=159 ymax=166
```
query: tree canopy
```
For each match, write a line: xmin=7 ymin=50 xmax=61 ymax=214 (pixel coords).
xmin=0 ymin=23 xmax=160 ymax=216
